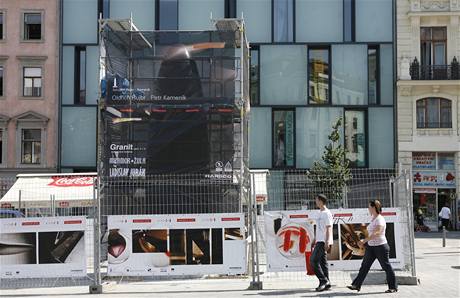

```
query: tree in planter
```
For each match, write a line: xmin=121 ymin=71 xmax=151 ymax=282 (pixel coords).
xmin=308 ymin=117 xmax=351 ymax=208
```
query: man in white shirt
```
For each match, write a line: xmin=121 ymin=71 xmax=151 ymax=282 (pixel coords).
xmin=439 ymin=203 xmax=451 ymax=230
xmin=310 ymin=194 xmax=333 ymax=292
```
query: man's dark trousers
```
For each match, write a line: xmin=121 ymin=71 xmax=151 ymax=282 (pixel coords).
xmin=310 ymin=242 xmax=329 ymax=285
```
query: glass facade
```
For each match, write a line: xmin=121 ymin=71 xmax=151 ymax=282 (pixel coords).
xmin=63 ymin=0 xmax=98 ymax=44
xmin=61 ymin=107 xmax=97 ymax=167
xmin=296 ymin=0 xmax=343 ymax=42
xmin=356 ymin=0 xmax=392 ymax=42
xmin=260 ymin=45 xmax=308 ymax=105
xmin=249 ymin=108 xmax=271 ymax=168
xmin=110 ymin=0 xmax=155 ymax=30
xmin=158 ymin=0 xmax=178 ymax=30
xmin=308 ymin=48 xmax=329 ymax=104
xmin=332 ymin=45 xmax=367 ymax=105
xmin=60 ymin=0 xmax=395 ymax=171
xmin=368 ymin=107 xmax=394 ymax=168
xmin=273 ymin=0 xmax=294 ymax=43
xmin=345 ymin=110 xmax=366 ymax=167
xmin=178 ymin=0 xmax=224 ymax=30
xmin=273 ymin=110 xmax=295 ymax=167
xmin=296 ymin=107 xmax=343 ymax=168
xmin=237 ymin=0 xmax=271 ymax=43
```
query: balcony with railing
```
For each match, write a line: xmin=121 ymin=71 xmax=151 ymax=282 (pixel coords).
xmin=410 ymin=57 xmax=460 ymax=80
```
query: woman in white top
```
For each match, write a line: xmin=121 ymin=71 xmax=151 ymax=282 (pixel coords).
xmin=347 ymin=200 xmax=398 ymax=293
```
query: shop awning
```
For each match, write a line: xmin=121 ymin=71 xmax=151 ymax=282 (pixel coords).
xmin=0 ymin=173 xmax=97 ymax=209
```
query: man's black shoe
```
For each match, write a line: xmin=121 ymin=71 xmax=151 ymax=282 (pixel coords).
xmin=316 ymin=282 xmax=330 ymax=292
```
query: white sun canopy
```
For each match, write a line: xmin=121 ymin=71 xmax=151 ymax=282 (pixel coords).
xmin=0 ymin=173 xmax=97 ymax=209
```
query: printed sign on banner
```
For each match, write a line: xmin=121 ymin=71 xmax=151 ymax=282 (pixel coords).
xmin=107 ymin=213 xmax=246 ymax=276
xmin=265 ymin=209 xmax=403 ymax=272
xmin=0 ymin=216 xmax=87 ymax=278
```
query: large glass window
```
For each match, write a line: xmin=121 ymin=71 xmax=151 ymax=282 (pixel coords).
xmin=343 ymin=0 xmax=355 ymax=42
xmin=250 ymin=46 xmax=259 ymax=106
xmin=260 ymin=45 xmax=308 ymax=105
xmin=237 ymin=0 xmax=271 ymax=43
xmin=421 ymin=27 xmax=447 ymax=66
xmin=368 ymin=46 xmax=379 ymax=105
xmin=21 ymin=129 xmax=41 ymax=164
xmin=249 ymin=107 xmax=271 ymax=168
xmin=273 ymin=0 xmax=294 ymax=42
xmin=23 ymin=67 xmax=42 ymax=97
xmin=110 ymin=0 xmax=155 ymax=30
xmin=157 ymin=0 xmax=178 ymax=30
xmin=295 ymin=0 xmax=343 ymax=42
xmin=416 ymin=98 xmax=452 ymax=128
xmin=61 ymin=107 xmax=97 ymax=167
xmin=296 ymin=107 xmax=343 ymax=168
xmin=332 ymin=44 xmax=367 ymax=105
xmin=345 ymin=110 xmax=366 ymax=167
xmin=63 ymin=0 xmax=98 ymax=44
xmin=75 ymin=46 xmax=86 ymax=104
xmin=178 ymin=0 xmax=224 ymax=30
xmin=273 ymin=110 xmax=294 ymax=168
xmin=355 ymin=0 xmax=392 ymax=42
xmin=308 ymin=48 xmax=330 ymax=104
xmin=368 ymin=107 xmax=393 ymax=168
xmin=24 ymin=13 xmax=42 ymax=40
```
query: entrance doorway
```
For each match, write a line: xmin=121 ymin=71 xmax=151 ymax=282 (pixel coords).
xmin=438 ymin=189 xmax=456 ymax=230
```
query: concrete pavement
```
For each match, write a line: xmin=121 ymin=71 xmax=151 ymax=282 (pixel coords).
xmin=1 ymin=232 xmax=459 ymax=297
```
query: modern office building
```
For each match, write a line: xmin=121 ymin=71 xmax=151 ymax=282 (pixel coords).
xmin=0 ymin=0 xmax=60 ymax=178
xmin=396 ymin=0 xmax=460 ymax=230
xmin=59 ymin=0 xmax=395 ymax=176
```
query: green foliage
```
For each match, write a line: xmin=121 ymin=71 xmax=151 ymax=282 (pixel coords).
xmin=308 ymin=117 xmax=351 ymax=207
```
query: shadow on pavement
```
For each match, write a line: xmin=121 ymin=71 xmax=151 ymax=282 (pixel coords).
xmin=415 ymin=232 xmax=460 ymax=239
xmin=244 ymin=289 xmax=315 ymax=296
xmin=313 ymin=290 xmax=388 ymax=297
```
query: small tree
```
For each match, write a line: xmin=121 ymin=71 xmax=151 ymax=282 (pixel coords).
xmin=308 ymin=117 xmax=351 ymax=208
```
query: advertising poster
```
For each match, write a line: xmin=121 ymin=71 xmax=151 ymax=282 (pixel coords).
xmin=0 ymin=217 xmax=86 ymax=278
xmin=413 ymin=171 xmax=456 ymax=188
xmin=264 ymin=209 xmax=403 ymax=272
xmin=107 ymin=213 xmax=246 ymax=276
xmin=412 ymin=152 xmax=436 ymax=170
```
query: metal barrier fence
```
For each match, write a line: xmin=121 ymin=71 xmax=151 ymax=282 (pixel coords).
xmin=0 ymin=176 xmax=98 ymax=290
xmin=247 ymin=169 xmax=416 ymax=289
xmin=0 ymin=168 xmax=415 ymax=292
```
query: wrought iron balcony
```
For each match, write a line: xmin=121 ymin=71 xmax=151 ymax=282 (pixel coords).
xmin=410 ymin=57 xmax=460 ymax=80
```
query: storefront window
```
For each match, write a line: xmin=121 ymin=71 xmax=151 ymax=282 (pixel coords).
xmin=438 ymin=153 xmax=455 ymax=170
xmin=273 ymin=110 xmax=294 ymax=168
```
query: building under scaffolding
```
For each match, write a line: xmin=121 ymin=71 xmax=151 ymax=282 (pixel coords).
xmin=98 ymin=18 xmax=250 ymax=215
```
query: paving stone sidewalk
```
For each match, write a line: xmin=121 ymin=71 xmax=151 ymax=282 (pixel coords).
xmin=1 ymin=232 xmax=459 ymax=297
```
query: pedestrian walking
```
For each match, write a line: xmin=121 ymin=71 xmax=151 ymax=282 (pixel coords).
xmin=310 ymin=194 xmax=333 ymax=292
xmin=439 ymin=203 xmax=451 ymax=230
xmin=347 ymin=200 xmax=398 ymax=293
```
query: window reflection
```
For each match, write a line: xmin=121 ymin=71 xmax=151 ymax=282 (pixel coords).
xmin=309 ymin=48 xmax=329 ymax=104
xmin=273 ymin=110 xmax=294 ymax=167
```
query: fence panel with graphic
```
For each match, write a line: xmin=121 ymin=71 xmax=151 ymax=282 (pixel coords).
xmin=98 ymin=174 xmax=249 ymax=282
xmin=0 ymin=175 xmax=98 ymax=290
xmin=249 ymin=169 xmax=416 ymax=285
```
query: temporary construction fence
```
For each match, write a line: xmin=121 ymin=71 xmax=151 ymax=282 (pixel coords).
xmin=0 ymin=168 xmax=416 ymax=293
xmin=0 ymin=174 xmax=99 ymax=290
xmin=247 ymin=168 xmax=417 ymax=289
